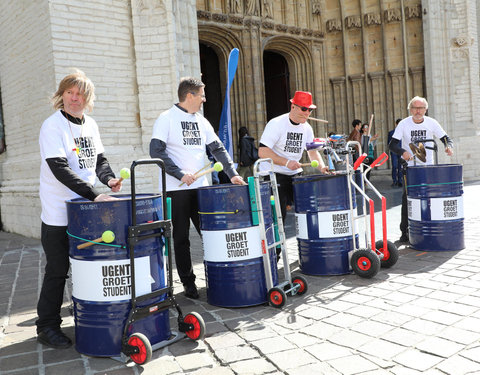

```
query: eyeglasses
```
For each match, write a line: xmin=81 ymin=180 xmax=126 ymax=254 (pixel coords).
xmin=411 ymin=106 xmax=426 ymax=110
xmin=191 ymin=92 xmax=206 ymax=99
xmin=295 ymin=104 xmax=313 ymax=112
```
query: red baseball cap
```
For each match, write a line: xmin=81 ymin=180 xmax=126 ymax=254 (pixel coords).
xmin=290 ymin=91 xmax=317 ymax=109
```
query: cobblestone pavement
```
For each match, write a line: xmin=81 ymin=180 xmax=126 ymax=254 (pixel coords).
xmin=1 ymin=174 xmax=480 ymax=375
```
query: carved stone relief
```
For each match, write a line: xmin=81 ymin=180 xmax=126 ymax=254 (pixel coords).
xmin=384 ymin=8 xmax=402 ymax=23
xmin=312 ymin=0 xmax=321 ymax=16
xmin=365 ymin=13 xmax=381 ymax=26
xmin=263 ymin=0 xmax=274 ymax=19
xmin=326 ymin=19 xmax=342 ymax=33
xmin=229 ymin=0 xmax=242 ymax=14
xmin=405 ymin=4 xmax=422 ymax=20
xmin=345 ymin=15 xmax=361 ymax=29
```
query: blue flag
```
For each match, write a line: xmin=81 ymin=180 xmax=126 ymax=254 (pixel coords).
xmin=218 ymin=48 xmax=239 ymax=158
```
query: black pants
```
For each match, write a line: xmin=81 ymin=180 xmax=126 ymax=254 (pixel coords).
xmin=400 ymin=163 xmax=409 ymax=235
xmin=275 ymin=173 xmax=299 ymax=224
xmin=36 ymin=223 xmax=70 ymax=333
xmin=167 ymin=189 xmax=201 ymax=286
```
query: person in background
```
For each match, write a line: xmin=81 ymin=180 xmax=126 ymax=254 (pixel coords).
xmin=149 ymin=77 xmax=245 ymax=299
xmin=389 ymin=96 xmax=453 ymax=243
xmin=237 ymin=126 xmax=258 ymax=180
xmin=388 ymin=119 xmax=403 ymax=187
xmin=37 ymin=69 xmax=122 ymax=349
xmin=361 ymin=123 xmax=379 ymax=181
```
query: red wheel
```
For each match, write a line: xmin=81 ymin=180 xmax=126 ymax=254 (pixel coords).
xmin=375 ymin=240 xmax=399 ymax=268
xmin=292 ymin=275 xmax=308 ymax=296
xmin=184 ymin=311 xmax=205 ymax=340
xmin=350 ymin=249 xmax=380 ymax=278
xmin=268 ymin=287 xmax=286 ymax=308
xmin=127 ymin=333 xmax=152 ymax=365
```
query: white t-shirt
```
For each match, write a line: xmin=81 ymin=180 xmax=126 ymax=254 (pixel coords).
xmin=39 ymin=110 xmax=104 ymax=226
xmin=151 ymin=105 xmax=220 ymax=192
xmin=392 ymin=115 xmax=446 ymax=166
xmin=259 ymin=113 xmax=314 ymax=175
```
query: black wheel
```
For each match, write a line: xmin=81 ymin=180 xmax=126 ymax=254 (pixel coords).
xmin=128 ymin=332 xmax=152 ymax=365
xmin=268 ymin=287 xmax=287 ymax=308
xmin=375 ymin=240 xmax=399 ymax=268
xmin=291 ymin=275 xmax=308 ymax=296
xmin=184 ymin=311 xmax=206 ymax=340
xmin=351 ymin=249 xmax=380 ymax=278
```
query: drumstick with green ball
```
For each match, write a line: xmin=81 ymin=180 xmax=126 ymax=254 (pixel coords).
xmin=300 ymin=160 xmax=319 ymax=168
xmin=194 ymin=162 xmax=223 ymax=178
xmin=77 ymin=230 xmax=115 ymax=249
xmin=118 ymin=168 xmax=130 ymax=183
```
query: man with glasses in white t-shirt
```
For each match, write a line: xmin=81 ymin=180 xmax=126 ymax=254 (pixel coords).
xmin=389 ymin=96 xmax=454 ymax=244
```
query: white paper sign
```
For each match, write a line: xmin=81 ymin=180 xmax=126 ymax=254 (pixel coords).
xmin=317 ymin=209 xmax=352 ymax=238
xmin=70 ymin=256 xmax=152 ymax=302
xmin=407 ymin=198 xmax=422 ymax=221
xmin=295 ymin=213 xmax=308 ymax=239
xmin=202 ymin=226 xmax=263 ymax=262
xmin=430 ymin=196 xmax=464 ymax=221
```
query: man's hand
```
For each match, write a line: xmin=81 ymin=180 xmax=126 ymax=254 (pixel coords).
xmin=107 ymin=178 xmax=122 ymax=193
xmin=445 ymin=147 xmax=454 ymax=156
xmin=402 ymin=151 xmax=413 ymax=161
xmin=94 ymin=194 xmax=118 ymax=202
xmin=180 ymin=173 xmax=196 ymax=186
xmin=231 ymin=175 xmax=247 ymax=185
xmin=285 ymin=159 xmax=301 ymax=170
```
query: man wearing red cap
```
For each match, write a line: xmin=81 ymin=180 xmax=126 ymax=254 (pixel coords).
xmin=259 ymin=91 xmax=328 ymax=224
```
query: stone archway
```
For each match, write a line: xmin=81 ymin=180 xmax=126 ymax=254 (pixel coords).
xmin=197 ymin=25 xmax=246 ymax=157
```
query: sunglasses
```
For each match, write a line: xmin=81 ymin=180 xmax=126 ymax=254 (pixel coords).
xmin=295 ymin=104 xmax=313 ymax=112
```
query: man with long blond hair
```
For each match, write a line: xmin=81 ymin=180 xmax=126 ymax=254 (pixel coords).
xmin=36 ymin=69 xmax=122 ymax=349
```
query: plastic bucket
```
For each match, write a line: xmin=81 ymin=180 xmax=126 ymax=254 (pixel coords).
xmin=407 ymin=164 xmax=464 ymax=251
xmin=197 ymin=183 xmax=278 ymax=307
xmin=293 ymin=173 xmax=358 ymax=275
xmin=67 ymin=194 xmax=170 ymax=357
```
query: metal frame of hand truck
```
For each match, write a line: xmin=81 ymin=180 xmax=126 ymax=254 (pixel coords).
xmin=248 ymin=158 xmax=308 ymax=308
xmin=345 ymin=142 xmax=399 ymax=278
xmin=116 ymin=159 xmax=205 ymax=365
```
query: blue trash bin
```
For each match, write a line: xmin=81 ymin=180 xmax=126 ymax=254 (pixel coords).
xmin=407 ymin=164 xmax=464 ymax=251
xmin=293 ymin=173 xmax=359 ymax=275
xmin=67 ymin=194 xmax=170 ymax=357
xmin=197 ymin=183 xmax=278 ymax=307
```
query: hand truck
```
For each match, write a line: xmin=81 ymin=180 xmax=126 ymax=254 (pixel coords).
xmin=345 ymin=142 xmax=400 ymax=278
xmin=119 ymin=159 xmax=206 ymax=365
xmin=248 ymin=158 xmax=308 ymax=307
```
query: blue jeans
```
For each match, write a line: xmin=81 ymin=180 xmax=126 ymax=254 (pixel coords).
xmin=390 ymin=153 xmax=402 ymax=184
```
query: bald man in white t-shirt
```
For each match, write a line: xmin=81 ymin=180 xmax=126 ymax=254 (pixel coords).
xmin=389 ymin=96 xmax=454 ymax=243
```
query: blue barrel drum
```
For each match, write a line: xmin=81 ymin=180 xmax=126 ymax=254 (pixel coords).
xmin=197 ymin=183 xmax=278 ymax=307
xmin=67 ymin=194 xmax=169 ymax=357
xmin=293 ymin=173 xmax=358 ymax=275
xmin=407 ymin=164 xmax=464 ymax=251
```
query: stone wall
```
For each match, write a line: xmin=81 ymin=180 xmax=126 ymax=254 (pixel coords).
xmin=0 ymin=0 xmax=200 ymax=237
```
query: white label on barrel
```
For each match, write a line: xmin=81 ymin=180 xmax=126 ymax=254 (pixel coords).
xmin=202 ymin=226 xmax=263 ymax=262
xmin=70 ymin=256 xmax=152 ymax=302
xmin=318 ymin=209 xmax=352 ymax=238
xmin=430 ymin=196 xmax=464 ymax=220
xmin=295 ymin=213 xmax=308 ymax=239
xmin=407 ymin=198 xmax=421 ymax=221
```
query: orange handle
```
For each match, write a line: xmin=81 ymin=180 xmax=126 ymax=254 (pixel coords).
xmin=353 ymin=153 xmax=367 ymax=170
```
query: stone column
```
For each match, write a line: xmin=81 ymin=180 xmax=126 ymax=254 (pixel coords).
xmin=330 ymin=77 xmax=347 ymax=134
xmin=422 ymin=0 xmax=480 ymax=175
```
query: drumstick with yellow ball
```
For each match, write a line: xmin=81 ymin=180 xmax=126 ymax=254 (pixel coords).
xmin=300 ymin=160 xmax=319 ymax=168
xmin=195 ymin=162 xmax=223 ymax=178
xmin=118 ymin=168 xmax=130 ymax=183
xmin=77 ymin=230 xmax=115 ymax=249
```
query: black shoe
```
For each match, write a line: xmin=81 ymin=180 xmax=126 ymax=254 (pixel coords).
xmin=37 ymin=328 xmax=72 ymax=349
xmin=397 ymin=182 xmax=403 ymax=187
xmin=399 ymin=233 xmax=409 ymax=243
xmin=184 ymin=283 xmax=199 ymax=299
